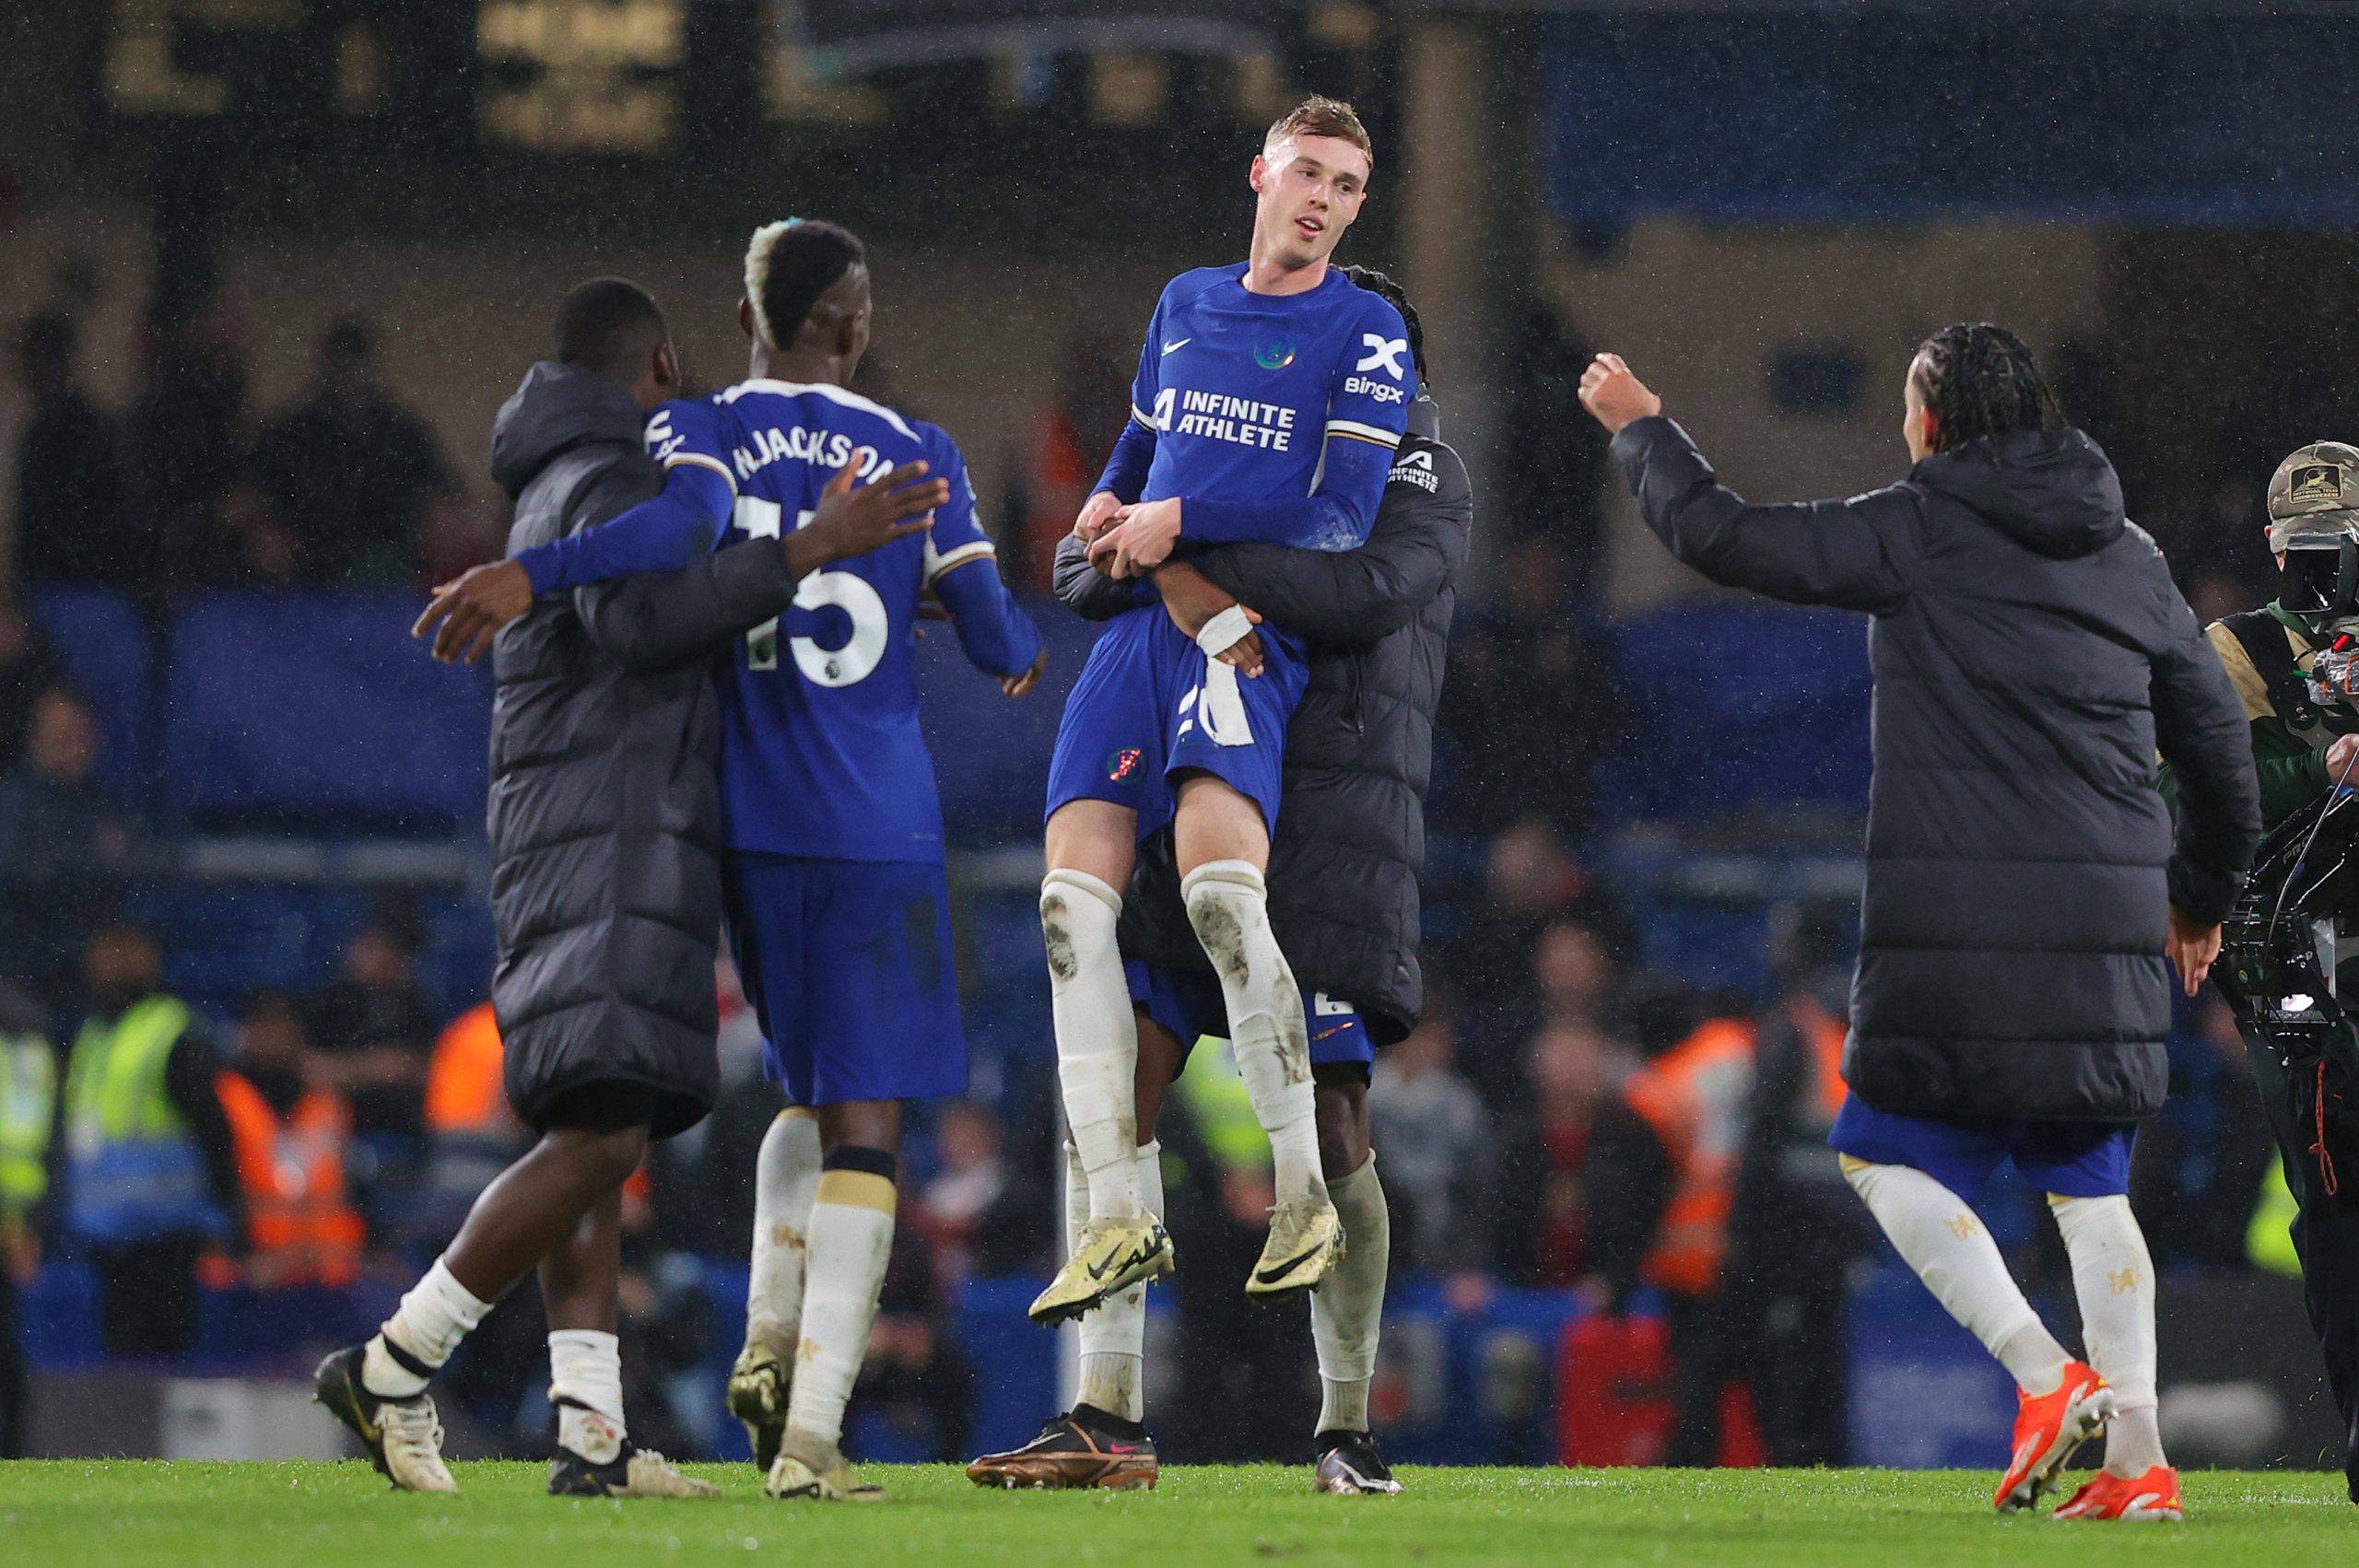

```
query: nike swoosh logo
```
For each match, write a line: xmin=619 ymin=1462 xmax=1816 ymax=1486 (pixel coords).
xmin=344 ymin=1369 xmax=382 ymax=1444
xmin=1086 ymin=1247 xmax=1134 ymax=1281
xmin=1161 ymin=338 xmax=1191 ymax=355
xmin=1312 ymin=1025 xmax=1346 ymax=1042
xmin=1254 ymin=1251 xmax=1318 ymax=1286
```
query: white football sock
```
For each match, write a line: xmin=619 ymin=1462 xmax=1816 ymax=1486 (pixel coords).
xmin=1071 ymin=1140 xmax=1161 ymax=1424
xmin=747 ymin=1106 xmax=823 ymax=1361
xmin=549 ymin=1328 xmax=627 ymax=1463
xmin=782 ymin=1165 xmax=897 ymax=1450
xmin=1841 ymin=1156 xmax=2070 ymax=1395
xmin=1312 ymin=1151 xmax=1389 ymax=1434
xmin=366 ymin=1256 xmax=492 ymax=1397
xmin=1042 ymin=870 xmax=1144 ymax=1221
xmin=2050 ymin=1193 xmax=2165 ymax=1475
xmin=1182 ymin=860 xmax=1327 ymax=1208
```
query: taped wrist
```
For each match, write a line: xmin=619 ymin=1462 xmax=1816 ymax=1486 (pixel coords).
xmin=1196 ymin=604 xmax=1254 ymax=656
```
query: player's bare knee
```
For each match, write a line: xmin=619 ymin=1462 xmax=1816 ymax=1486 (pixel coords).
xmin=1313 ymin=1076 xmax=1369 ymax=1177
xmin=819 ymin=1099 xmax=903 ymax=1158
xmin=1044 ymin=801 xmax=1137 ymax=890
xmin=1172 ymin=776 xmax=1268 ymax=872
xmin=546 ymin=1122 xmax=648 ymax=1188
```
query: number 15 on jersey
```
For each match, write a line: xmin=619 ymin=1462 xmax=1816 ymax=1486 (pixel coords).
xmin=734 ymin=496 xmax=891 ymax=687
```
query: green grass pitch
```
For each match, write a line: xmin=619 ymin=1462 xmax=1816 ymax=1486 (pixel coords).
xmin=0 ymin=1461 xmax=2347 ymax=1567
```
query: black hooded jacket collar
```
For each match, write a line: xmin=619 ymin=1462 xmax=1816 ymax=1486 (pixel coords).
xmin=1910 ymin=427 xmax=2124 ymax=561
xmin=490 ymin=360 xmax=647 ymax=501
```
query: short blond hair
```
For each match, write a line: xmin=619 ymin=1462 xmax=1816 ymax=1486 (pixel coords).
xmin=1263 ymin=95 xmax=1374 ymax=174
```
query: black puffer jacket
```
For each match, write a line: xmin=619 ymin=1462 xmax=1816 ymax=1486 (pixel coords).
xmin=1614 ymin=416 xmax=2259 ymax=1121
xmin=1056 ymin=397 xmax=1473 ymax=1043
xmin=487 ymin=362 xmax=811 ymax=1138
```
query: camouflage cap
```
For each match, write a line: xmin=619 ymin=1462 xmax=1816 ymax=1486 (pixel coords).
xmin=2270 ymin=441 xmax=2359 ymax=543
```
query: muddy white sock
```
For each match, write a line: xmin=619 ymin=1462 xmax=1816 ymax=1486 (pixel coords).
xmin=1042 ymin=870 xmax=1144 ymax=1220
xmin=2051 ymin=1193 xmax=2165 ymax=1474
xmin=747 ymin=1106 xmax=823 ymax=1361
xmin=367 ymin=1257 xmax=492 ymax=1398
xmin=783 ymin=1158 xmax=898 ymax=1449
xmin=1312 ymin=1152 xmax=1388 ymax=1434
xmin=1073 ymin=1140 xmax=1160 ymax=1424
xmin=1841 ymin=1156 xmax=2069 ymax=1395
xmin=1183 ymin=860 xmax=1326 ymax=1208
xmin=550 ymin=1328 xmax=626 ymax=1463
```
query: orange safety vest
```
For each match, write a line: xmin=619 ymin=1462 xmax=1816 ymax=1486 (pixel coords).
xmin=1795 ymin=997 xmax=1849 ymax=1129
xmin=422 ymin=1003 xmax=649 ymax=1200
xmin=215 ymin=1071 xmax=366 ymax=1287
xmin=426 ymin=1001 xmax=508 ymax=1135
xmin=1623 ymin=1018 xmax=1757 ymax=1300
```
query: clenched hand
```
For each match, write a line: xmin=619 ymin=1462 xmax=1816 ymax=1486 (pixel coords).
xmin=1577 ymin=353 xmax=1664 ymax=434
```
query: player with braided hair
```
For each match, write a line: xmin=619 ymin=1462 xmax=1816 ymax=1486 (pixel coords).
xmin=1579 ymin=326 xmax=2258 ymax=1521
xmin=1908 ymin=322 xmax=2064 ymax=452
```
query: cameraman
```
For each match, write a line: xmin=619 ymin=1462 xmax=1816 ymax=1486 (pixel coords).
xmin=2162 ymin=441 xmax=2359 ymax=1498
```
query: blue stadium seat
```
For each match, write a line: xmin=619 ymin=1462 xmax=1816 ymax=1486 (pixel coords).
xmin=132 ymin=883 xmax=348 ymax=1016
xmin=166 ymin=593 xmax=491 ymax=829
xmin=20 ymin=1258 xmax=103 ymax=1368
xmin=28 ymin=585 xmax=149 ymax=807
xmin=1601 ymin=603 xmax=1872 ymax=823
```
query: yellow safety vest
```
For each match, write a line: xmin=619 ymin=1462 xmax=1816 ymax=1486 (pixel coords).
xmin=63 ymin=995 xmax=219 ymax=1242
xmin=2247 ymin=1156 xmax=2303 ymax=1278
xmin=0 ymin=1030 xmax=53 ymax=1220
xmin=1174 ymin=1038 xmax=1271 ymax=1173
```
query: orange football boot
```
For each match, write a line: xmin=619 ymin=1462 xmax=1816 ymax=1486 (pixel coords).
xmin=2054 ymin=1465 xmax=2183 ymax=1522
xmin=1993 ymin=1359 xmax=2118 ymax=1513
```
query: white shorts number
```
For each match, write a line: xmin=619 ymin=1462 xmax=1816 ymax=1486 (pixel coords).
xmin=734 ymin=495 xmax=890 ymax=686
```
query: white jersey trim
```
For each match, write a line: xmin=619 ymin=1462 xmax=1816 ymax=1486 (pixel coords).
xmin=923 ymin=537 xmax=996 ymax=585
xmin=718 ymin=379 xmax=921 ymax=443
xmin=663 ymin=451 xmax=739 ymax=494
xmin=1326 ymin=418 xmax=1403 ymax=450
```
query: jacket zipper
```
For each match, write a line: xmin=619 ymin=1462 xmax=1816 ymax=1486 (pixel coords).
xmin=1344 ymin=650 xmax=1367 ymax=737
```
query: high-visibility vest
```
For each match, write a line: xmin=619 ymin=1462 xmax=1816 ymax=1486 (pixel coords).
xmin=1174 ymin=1038 xmax=1271 ymax=1173
xmin=426 ymin=1001 xmax=507 ymax=1136
xmin=1624 ymin=1018 xmax=1758 ymax=1299
xmin=1794 ymin=997 xmax=1850 ymax=1131
xmin=0 ymin=1030 xmax=54 ymax=1222
xmin=215 ymin=1071 xmax=366 ymax=1287
xmin=2248 ymin=1156 xmax=2303 ymax=1277
xmin=64 ymin=995 xmax=224 ymax=1243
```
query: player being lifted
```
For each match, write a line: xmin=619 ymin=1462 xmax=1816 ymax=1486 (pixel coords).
xmin=425 ymin=219 xmax=1044 ymax=1501
xmin=1032 ymin=97 xmax=1416 ymax=1326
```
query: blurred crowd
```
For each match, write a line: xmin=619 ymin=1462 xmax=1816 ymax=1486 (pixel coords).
xmin=11 ymin=285 xmax=476 ymax=609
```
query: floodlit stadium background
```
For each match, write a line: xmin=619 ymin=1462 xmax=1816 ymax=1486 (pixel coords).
xmin=0 ymin=1 xmax=2348 ymax=1469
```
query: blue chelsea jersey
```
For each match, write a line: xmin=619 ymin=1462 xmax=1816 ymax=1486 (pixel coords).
xmin=645 ymin=380 xmax=998 ymax=864
xmin=1132 ymin=264 xmax=1415 ymax=549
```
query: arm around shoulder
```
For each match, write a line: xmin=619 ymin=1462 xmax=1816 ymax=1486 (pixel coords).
xmin=1192 ymin=440 xmax=1471 ymax=642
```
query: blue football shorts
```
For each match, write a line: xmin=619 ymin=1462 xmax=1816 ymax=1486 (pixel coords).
xmin=1044 ymin=604 xmax=1309 ymax=839
xmin=1123 ymin=958 xmax=1374 ymax=1074
xmin=1827 ymin=1095 xmax=2135 ymax=1199
xmin=722 ymin=851 xmax=968 ymax=1106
